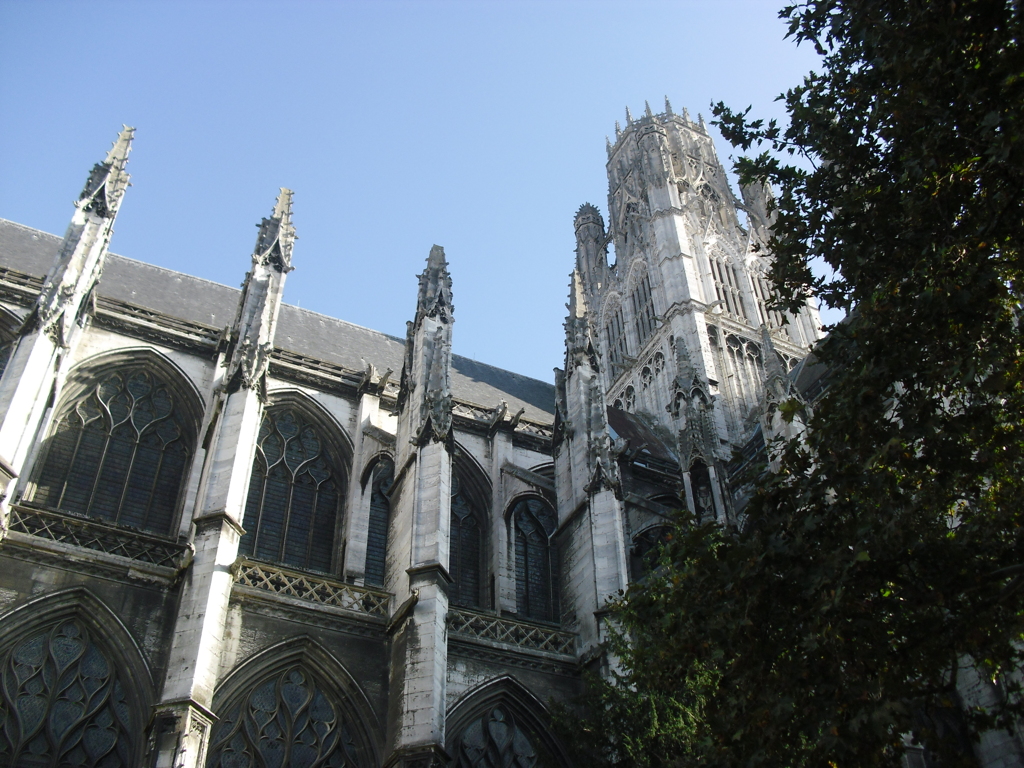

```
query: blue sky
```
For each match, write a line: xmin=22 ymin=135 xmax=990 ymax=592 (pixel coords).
xmin=0 ymin=0 xmax=827 ymax=383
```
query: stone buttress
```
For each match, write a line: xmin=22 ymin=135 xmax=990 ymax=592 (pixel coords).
xmin=553 ymin=270 xmax=629 ymax=657
xmin=0 ymin=127 xmax=134 ymax=533
xmin=151 ymin=190 xmax=295 ymax=767
xmin=385 ymin=245 xmax=455 ymax=768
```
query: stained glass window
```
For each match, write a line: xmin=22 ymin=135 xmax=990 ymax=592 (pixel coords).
xmin=512 ymin=499 xmax=558 ymax=623
xmin=0 ymin=620 xmax=137 ymax=766
xmin=33 ymin=368 xmax=192 ymax=534
xmin=452 ymin=705 xmax=538 ymax=768
xmin=450 ymin=475 xmax=483 ymax=609
xmin=206 ymin=666 xmax=362 ymax=768
xmin=240 ymin=408 xmax=343 ymax=573
xmin=364 ymin=458 xmax=393 ymax=588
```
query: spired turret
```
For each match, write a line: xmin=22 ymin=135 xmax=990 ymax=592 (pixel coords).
xmin=573 ymin=203 xmax=607 ymax=288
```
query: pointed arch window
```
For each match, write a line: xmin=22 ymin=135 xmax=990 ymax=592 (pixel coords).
xmin=32 ymin=368 xmax=193 ymax=534
xmin=240 ymin=408 xmax=344 ymax=573
xmin=452 ymin=705 xmax=539 ymax=768
xmin=512 ymin=498 xmax=559 ymax=623
xmin=630 ymin=272 xmax=657 ymax=348
xmin=604 ymin=302 xmax=629 ymax=372
xmin=450 ymin=474 xmax=485 ymax=609
xmin=206 ymin=666 xmax=362 ymax=768
xmin=0 ymin=619 xmax=139 ymax=765
xmin=364 ymin=457 xmax=394 ymax=588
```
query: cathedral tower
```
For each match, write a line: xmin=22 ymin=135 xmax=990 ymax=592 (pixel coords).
xmin=570 ymin=101 xmax=822 ymax=523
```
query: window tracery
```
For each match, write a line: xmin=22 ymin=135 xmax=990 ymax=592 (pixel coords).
xmin=629 ymin=272 xmax=656 ymax=348
xmin=32 ymin=368 xmax=192 ymax=535
xmin=709 ymin=255 xmax=749 ymax=322
xmin=0 ymin=620 xmax=137 ymax=766
xmin=240 ymin=408 xmax=343 ymax=574
xmin=452 ymin=705 xmax=538 ymax=768
xmin=364 ymin=458 xmax=393 ymax=588
xmin=751 ymin=273 xmax=784 ymax=328
xmin=604 ymin=302 xmax=629 ymax=373
xmin=512 ymin=498 xmax=558 ymax=623
xmin=206 ymin=666 xmax=362 ymax=768
xmin=450 ymin=474 xmax=485 ymax=609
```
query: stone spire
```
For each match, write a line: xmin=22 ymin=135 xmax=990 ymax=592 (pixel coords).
xmin=386 ymin=247 xmax=458 ymax=768
xmin=573 ymin=202 xmax=607 ymax=293
xmin=564 ymin=269 xmax=597 ymax=373
xmin=400 ymin=245 xmax=454 ymax=444
xmin=27 ymin=126 xmax=135 ymax=345
xmin=0 ymin=127 xmax=135 ymax=492
xmin=226 ymin=188 xmax=295 ymax=395
xmin=77 ymin=126 xmax=134 ymax=218
xmin=415 ymin=244 xmax=454 ymax=326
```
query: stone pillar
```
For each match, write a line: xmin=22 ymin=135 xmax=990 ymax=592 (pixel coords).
xmin=554 ymin=271 xmax=629 ymax=654
xmin=0 ymin=127 xmax=134 ymax=534
xmin=385 ymin=245 xmax=455 ymax=768
xmin=152 ymin=190 xmax=295 ymax=767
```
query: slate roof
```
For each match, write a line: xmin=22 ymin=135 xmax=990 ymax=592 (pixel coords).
xmin=0 ymin=219 xmax=556 ymax=422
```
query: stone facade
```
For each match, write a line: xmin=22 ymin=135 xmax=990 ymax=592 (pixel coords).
xmin=0 ymin=110 xmax=1014 ymax=768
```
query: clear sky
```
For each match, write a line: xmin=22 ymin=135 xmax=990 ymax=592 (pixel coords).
xmin=0 ymin=0 xmax=827 ymax=383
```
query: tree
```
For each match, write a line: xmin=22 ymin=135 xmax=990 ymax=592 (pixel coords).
xmin=558 ymin=2 xmax=1024 ymax=766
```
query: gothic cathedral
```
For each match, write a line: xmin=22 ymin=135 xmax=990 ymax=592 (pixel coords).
xmin=0 ymin=105 xmax=822 ymax=767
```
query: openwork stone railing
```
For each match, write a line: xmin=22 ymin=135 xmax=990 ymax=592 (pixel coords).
xmin=448 ymin=608 xmax=577 ymax=655
xmin=7 ymin=505 xmax=187 ymax=568
xmin=234 ymin=560 xmax=390 ymax=618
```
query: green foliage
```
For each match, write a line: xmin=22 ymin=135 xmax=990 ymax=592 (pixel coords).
xmin=562 ymin=1 xmax=1024 ymax=766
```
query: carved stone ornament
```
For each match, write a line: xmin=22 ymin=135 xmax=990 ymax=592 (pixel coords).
xmin=226 ymin=189 xmax=295 ymax=395
xmin=421 ymin=326 xmax=453 ymax=442
xmin=253 ymin=188 xmax=296 ymax=274
xmin=23 ymin=128 xmax=135 ymax=345
xmin=416 ymin=245 xmax=454 ymax=324
xmin=563 ymin=270 xmax=599 ymax=376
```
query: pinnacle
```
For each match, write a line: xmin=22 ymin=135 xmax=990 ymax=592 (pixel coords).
xmin=644 ymin=100 xmax=653 ymax=117
xmin=568 ymin=269 xmax=587 ymax=319
xmin=272 ymin=187 xmax=294 ymax=227
xmin=426 ymin=244 xmax=447 ymax=271
xmin=104 ymin=125 xmax=135 ymax=172
xmin=625 ymin=106 xmax=633 ymax=124
xmin=574 ymin=202 xmax=602 ymax=223
xmin=664 ymin=96 xmax=673 ymax=115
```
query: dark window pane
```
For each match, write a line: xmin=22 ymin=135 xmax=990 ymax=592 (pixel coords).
xmin=513 ymin=499 xmax=558 ymax=622
xmin=450 ymin=482 xmax=483 ymax=609
xmin=31 ymin=368 xmax=192 ymax=534
xmin=365 ymin=460 xmax=393 ymax=587
xmin=241 ymin=408 xmax=343 ymax=573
